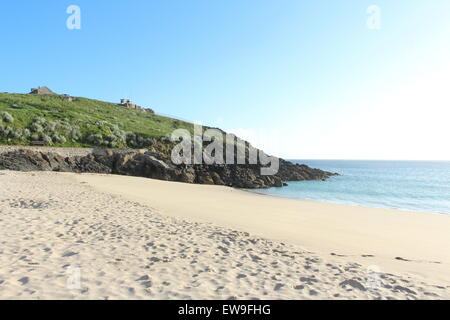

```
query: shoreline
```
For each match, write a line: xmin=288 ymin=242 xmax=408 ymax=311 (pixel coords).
xmin=244 ymin=188 xmax=450 ymax=217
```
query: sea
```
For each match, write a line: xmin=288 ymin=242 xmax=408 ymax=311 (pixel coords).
xmin=253 ymin=160 xmax=450 ymax=215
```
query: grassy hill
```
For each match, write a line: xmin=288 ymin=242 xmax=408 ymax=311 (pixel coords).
xmin=0 ymin=93 xmax=195 ymax=148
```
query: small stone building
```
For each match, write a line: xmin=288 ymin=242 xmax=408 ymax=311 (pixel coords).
xmin=120 ymin=99 xmax=137 ymax=109
xmin=30 ymin=86 xmax=56 ymax=95
xmin=63 ymin=94 xmax=74 ymax=102
xmin=118 ymin=99 xmax=154 ymax=113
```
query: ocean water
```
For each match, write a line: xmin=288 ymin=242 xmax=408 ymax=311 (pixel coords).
xmin=255 ymin=160 xmax=450 ymax=215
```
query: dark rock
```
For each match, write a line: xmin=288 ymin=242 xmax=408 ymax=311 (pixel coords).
xmin=196 ymin=171 xmax=214 ymax=185
xmin=177 ymin=167 xmax=196 ymax=183
xmin=210 ymin=172 xmax=225 ymax=185
xmin=0 ymin=148 xmax=338 ymax=189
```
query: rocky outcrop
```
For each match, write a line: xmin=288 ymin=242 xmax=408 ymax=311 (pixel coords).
xmin=0 ymin=149 xmax=111 ymax=173
xmin=277 ymin=159 xmax=337 ymax=181
xmin=0 ymin=149 xmax=338 ymax=189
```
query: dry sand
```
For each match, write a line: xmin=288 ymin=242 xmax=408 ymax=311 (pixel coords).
xmin=0 ymin=170 xmax=449 ymax=299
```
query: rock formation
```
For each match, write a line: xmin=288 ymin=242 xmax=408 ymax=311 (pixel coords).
xmin=0 ymin=149 xmax=338 ymax=189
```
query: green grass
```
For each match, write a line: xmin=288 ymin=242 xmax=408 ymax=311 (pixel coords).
xmin=0 ymin=93 xmax=196 ymax=148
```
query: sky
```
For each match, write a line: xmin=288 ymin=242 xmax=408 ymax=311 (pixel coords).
xmin=1 ymin=0 xmax=449 ymax=160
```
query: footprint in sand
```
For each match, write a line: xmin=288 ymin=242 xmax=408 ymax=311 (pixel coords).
xmin=217 ymin=246 xmax=229 ymax=254
xmin=393 ymin=285 xmax=416 ymax=295
xmin=136 ymin=275 xmax=152 ymax=288
xmin=300 ymin=277 xmax=319 ymax=285
xmin=339 ymin=279 xmax=366 ymax=291
xmin=309 ymin=289 xmax=319 ymax=296
xmin=395 ymin=257 xmax=409 ymax=261
xmin=62 ymin=251 xmax=78 ymax=257
xmin=331 ymin=253 xmax=347 ymax=257
xmin=274 ymin=283 xmax=285 ymax=291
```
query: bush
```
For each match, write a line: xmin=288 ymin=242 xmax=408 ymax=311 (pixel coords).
xmin=1 ymin=111 xmax=14 ymax=123
xmin=86 ymin=134 xmax=103 ymax=146
xmin=32 ymin=117 xmax=46 ymax=125
xmin=0 ymin=125 xmax=7 ymax=136
xmin=29 ymin=122 xmax=44 ymax=133
xmin=96 ymin=120 xmax=108 ymax=127
xmin=52 ymin=134 xmax=67 ymax=144
xmin=70 ymin=128 xmax=81 ymax=141
xmin=146 ymin=138 xmax=156 ymax=146
xmin=45 ymin=121 xmax=57 ymax=132
xmin=42 ymin=134 xmax=53 ymax=146
xmin=125 ymin=132 xmax=136 ymax=147
xmin=62 ymin=124 xmax=74 ymax=134
xmin=10 ymin=129 xmax=22 ymax=139
xmin=3 ymin=126 xmax=13 ymax=137
xmin=111 ymin=126 xmax=126 ymax=144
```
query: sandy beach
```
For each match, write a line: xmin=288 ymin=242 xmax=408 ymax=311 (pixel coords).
xmin=0 ymin=170 xmax=449 ymax=300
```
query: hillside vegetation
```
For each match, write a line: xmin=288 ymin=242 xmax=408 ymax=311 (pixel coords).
xmin=0 ymin=93 xmax=195 ymax=148
xmin=0 ymin=93 xmax=338 ymax=188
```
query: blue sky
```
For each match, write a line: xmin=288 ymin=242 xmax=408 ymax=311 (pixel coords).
xmin=1 ymin=1 xmax=449 ymax=159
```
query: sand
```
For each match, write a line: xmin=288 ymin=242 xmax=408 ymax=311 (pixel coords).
xmin=0 ymin=170 xmax=449 ymax=300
